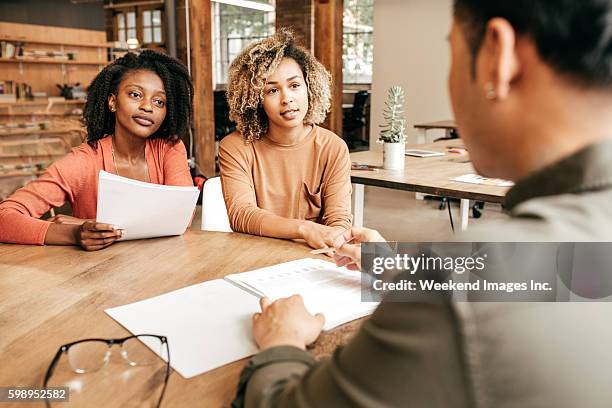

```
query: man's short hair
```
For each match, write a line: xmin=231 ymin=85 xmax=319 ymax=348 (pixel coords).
xmin=454 ymin=0 xmax=612 ymax=87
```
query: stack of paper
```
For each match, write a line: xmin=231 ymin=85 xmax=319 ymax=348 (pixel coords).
xmin=105 ymin=259 xmax=378 ymax=378
xmin=96 ymin=170 xmax=199 ymax=240
xmin=452 ymin=173 xmax=514 ymax=187
xmin=106 ymin=279 xmax=260 ymax=378
xmin=225 ymin=259 xmax=378 ymax=330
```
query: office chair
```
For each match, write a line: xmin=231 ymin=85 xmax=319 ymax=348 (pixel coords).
xmin=201 ymin=177 xmax=232 ymax=232
xmin=343 ymin=90 xmax=369 ymax=149
xmin=214 ymin=90 xmax=237 ymax=142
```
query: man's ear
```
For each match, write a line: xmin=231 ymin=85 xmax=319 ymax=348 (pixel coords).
xmin=478 ymin=17 xmax=520 ymax=100
xmin=108 ymin=94 xmax=117 ymax=112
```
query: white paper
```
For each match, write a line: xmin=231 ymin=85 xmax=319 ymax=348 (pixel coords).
xmin=405 ymin=149 xmax=445 ymax=157
xmin=452 ymin=173 xmax=514 ymax=187
xmin=96 ymin=170 xmax=199 ymax=240
xmin=225 ymin=259 xmax=379 ymax=330
xmin=105 ymin=279 xmax=260 ymax=379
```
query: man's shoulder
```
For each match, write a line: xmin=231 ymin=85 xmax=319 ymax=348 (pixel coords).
xmin=462 ymin=189 xmax=612 ymax=242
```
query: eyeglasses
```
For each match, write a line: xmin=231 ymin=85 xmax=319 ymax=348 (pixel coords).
xmin=43 ymin=334 xmax=170 ymax=408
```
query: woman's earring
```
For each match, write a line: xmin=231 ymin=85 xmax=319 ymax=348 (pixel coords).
xmin=109 ymin=105 xmax=116 ymax=112
xmin=485 ymin=82 xmax=496 ymax=100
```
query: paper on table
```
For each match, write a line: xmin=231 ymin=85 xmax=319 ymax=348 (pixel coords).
xmin=96 ymin=170 xmax=200 ymax=240
xmin=225 ymin=259 xmax=379 ymax=330
xmin=452 ymin=173 xmax=514 ymax=187
xmin=105 ymin=279 xmax=260 ymax=379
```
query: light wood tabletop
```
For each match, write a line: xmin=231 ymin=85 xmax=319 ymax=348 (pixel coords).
xmin=351 ymin=141 xmax=508 ymax=203
xmin=350 ymin=141 xmax=510 ymax=230
xmin=413 ymin=120 xmax=457 ymax=143
xmin=0 ymin=232 xmax=362 ymax=407
xmin=413 ymin=120 xmax=457 ymax=130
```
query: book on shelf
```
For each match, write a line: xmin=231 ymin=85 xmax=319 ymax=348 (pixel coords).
xmin=1 ymin=41 xmax=16 ymax=59
xmin=0 ymin=94 xmax=17 ymax=103
xmin=0 ymin=80 xmax=15 ymax=95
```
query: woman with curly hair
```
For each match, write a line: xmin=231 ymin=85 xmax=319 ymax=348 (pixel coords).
xmin=0 ymin=50 xmax=194 ymax=250
xmin=219 ymin=29 xmax=352 ymax=249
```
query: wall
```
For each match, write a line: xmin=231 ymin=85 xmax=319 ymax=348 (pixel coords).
xmin=0 ymin=0 xmax=105 ymax=31
xmin=276 ymin=0 xmax=313 ymax=49
xmin=370 ymin=0 xmax=453 ymax=147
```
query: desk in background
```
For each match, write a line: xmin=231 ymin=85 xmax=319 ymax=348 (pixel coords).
xmin=0 ymin=232 xmax=361 ymax=407
xmin=350 ymin=140 xmax=508 ymax=231
xmin=414 ymin=120 xmax=456 ymax=144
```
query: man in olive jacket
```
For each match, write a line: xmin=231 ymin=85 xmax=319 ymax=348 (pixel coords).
xmin=232 ymin=1 xmax=612 ymax=407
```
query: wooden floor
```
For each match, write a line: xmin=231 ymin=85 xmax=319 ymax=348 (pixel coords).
xmin=361 ymin=186 xmax=509 ymax=241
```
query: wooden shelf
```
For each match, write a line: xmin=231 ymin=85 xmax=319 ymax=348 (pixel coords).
xmin=0 ymin=170 xmax=44 ymax=179
xmin=0 ymin=112 xmax=81 ymax=117
xmin=0 ymin=37 xmax=113 ymax=49
xmin=0 ymin=128 xmax=82 ymax=137
xmin=0 ymin=99 xmax=84 ymax=106
xmin=0 ymin=58 xmax=106 ymax=66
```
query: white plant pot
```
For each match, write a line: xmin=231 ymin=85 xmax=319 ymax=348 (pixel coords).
xmin=383 ymin=142 xmax=405 ymax=170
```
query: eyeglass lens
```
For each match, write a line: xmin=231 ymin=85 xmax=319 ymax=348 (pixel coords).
xmin=67 ymin=335 xmax=166 ymax=373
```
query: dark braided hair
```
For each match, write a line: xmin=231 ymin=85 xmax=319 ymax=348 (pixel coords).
xmin=83 ymin=49 xmax=193 ymax=147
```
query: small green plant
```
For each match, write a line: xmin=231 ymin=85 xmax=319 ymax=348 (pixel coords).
xmin=378 ymin=85 xmax=407 ymax=143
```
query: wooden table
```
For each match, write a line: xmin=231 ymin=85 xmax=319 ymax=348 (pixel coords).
xmin=350 ymin=141 xmax=509 ymax=231
xmin=414 ymin=120 xmax=456 ymax=144
xmin=0 ymin=232 xmax=361 ymax=407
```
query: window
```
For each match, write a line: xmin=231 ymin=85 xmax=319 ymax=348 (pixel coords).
xmin=142 ymin=9 xmax=163 ymax=44
xmin=212 ymin=0 xmax=275 ymax=86
xmin=114 ymin=7 xmax=164 ymax=47
xmin=343 ymin=0 xmax=373 ymax=84
xmin=116 ymin=10 xmax=137 ymax=43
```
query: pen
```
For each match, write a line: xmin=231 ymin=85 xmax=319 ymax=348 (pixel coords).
xmin=309 ymin=236 xmax=357 ymax=255
xmin=310 ymin=247 xmax=336 ymax=255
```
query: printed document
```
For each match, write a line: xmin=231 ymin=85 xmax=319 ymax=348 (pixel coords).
xmin=106 ymin=259 xmax=378 ymax=378
xmin=96 ymin=170 xmax=199 ymax=240
xmin=225 ymin=259 xmax=378 ymax=331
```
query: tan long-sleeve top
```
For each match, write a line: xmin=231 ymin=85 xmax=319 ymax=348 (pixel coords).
xmin=218 ymin=126 xmax=352 ymax=235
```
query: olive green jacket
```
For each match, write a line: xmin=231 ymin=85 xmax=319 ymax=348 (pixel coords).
xmin=233 ymin=140 xmax=612 ymax=408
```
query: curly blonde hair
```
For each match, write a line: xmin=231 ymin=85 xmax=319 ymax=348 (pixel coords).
xmin=226 ymin=28 xmax=332 ymax=143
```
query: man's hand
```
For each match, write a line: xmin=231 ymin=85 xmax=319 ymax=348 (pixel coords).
xmin=332 ymin=227 xmax=386 ymax=271
xmin=76 ymin=221 xmax=122 ymax=251
xmin=252 ymin=295 xmax=325 ymax=350
xmin=298 ymin=221 xmax=345 ymax=251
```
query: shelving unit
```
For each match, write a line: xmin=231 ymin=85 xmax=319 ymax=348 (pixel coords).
xmin=0 ymin=23 xmax=105 ymax=200
xmin=0 ymin=21 xmax=110 ymax=97
xmin=0 ymin=99 xmax=87 ymax=199
xmin=0 ymin=58 xmax=107 ymax=66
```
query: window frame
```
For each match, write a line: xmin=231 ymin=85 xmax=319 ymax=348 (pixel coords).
xmin=112 ymin=5 xmax=165 ymax=48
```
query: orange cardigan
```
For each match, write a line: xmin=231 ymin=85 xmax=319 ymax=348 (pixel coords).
xmin=0 ymin=136 xmax=193 ymax=245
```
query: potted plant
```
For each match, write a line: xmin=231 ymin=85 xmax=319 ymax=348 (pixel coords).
xmin=378 ymin=85 xmax=407 ymax=170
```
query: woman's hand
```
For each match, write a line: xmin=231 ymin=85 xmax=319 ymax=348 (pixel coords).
xmin=298 ymin=221 xmax=345 ymax=250
xmin=48 ymin=214 xmax=90 ymax=225
xmin=76 ymin=221 xmax=122 ymax=251
xmin=332 ymin=227 xmax=386 ymax=271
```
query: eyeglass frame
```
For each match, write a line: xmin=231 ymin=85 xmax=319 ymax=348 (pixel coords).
xmin=42 ymin=334 xmax=171 ymax=408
